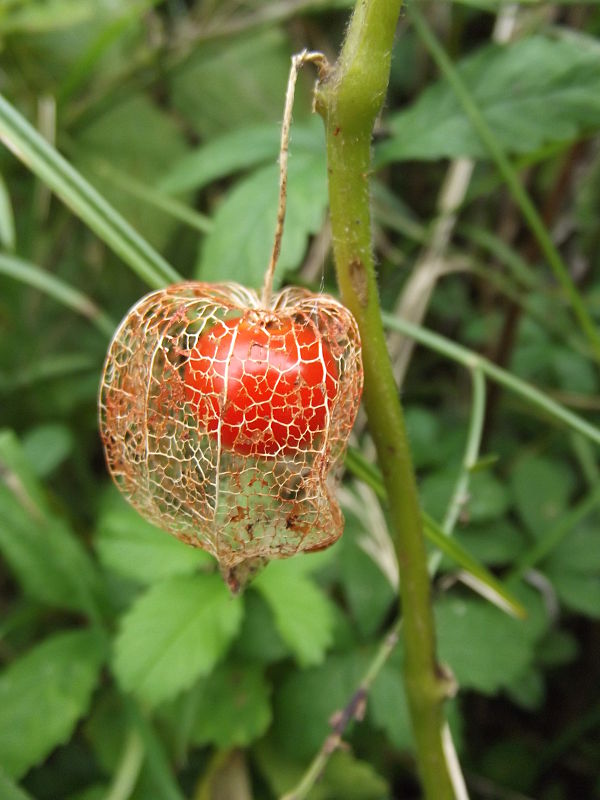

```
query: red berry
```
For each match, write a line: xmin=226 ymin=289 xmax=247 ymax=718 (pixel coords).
xmin=184 ymin=315 xmax=338 ymax=456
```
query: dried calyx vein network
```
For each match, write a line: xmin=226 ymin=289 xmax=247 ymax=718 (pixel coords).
xmin=99 ymin=50 xmax=362 ymax=592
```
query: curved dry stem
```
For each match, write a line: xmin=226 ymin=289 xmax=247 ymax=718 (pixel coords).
xmin=262 ymin=50 xmax=329 ymax=307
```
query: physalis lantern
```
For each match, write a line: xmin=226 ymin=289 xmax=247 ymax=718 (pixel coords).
xmin=99 ymin=282 xmax=362 ymax=591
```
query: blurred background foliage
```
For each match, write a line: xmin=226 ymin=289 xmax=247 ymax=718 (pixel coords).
xmin=1 ymin=1 xmax=600 ymax=798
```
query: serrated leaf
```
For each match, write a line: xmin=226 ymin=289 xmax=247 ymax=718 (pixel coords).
xmin=190 ymin=662 xmax=271 ymax=748
xmin=435 ymin=589 xmax=547 ymax=694
xmin=0 ymin=629 xmax=106 ymax=779
xmin=169 ymin=28 xmax=297 ymax=141
xmin=510 ymin=455 xmax=574 ymax=537
xmin=253 ymin=560 xmax=336 ymax=667
xmin=378 ymin=36 xmax=600 ymax=163
xmin=0 ymin=430 xmax=102 ymax=616
xmin=95 ymin=489 xmax=212 ymax=585
xmin=160 ymin=121 xmax=322 ymax=195
xmin=113 ymin=573 xmax=243 ymax=706
xmin=198 ymin=149 xmax=327 ymax=289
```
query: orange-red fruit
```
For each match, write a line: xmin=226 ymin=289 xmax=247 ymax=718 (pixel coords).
xmin=184 ymin=316 xmax=338 ymax=456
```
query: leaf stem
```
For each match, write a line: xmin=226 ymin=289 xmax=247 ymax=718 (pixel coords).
xmin=104 ymin=728 xmax=145 ymax=800
xmin=408 ymin=4 xmax=600 ymax=362
xmin=315 ymin=2 xmax=456 ymax=797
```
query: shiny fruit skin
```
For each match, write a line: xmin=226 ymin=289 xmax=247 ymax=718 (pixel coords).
xmin=184 ymin=316 xmax=338 ymax=456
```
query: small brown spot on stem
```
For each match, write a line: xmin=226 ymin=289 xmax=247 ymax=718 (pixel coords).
xmin=349 ymin=258 xmax=369 ymax=307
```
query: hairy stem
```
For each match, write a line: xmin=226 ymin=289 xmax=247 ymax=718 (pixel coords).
xmin=315 ymin=2 xmax=456 ymax=797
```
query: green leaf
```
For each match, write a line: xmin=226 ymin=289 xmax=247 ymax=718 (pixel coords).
xmin=197 ymin=149 xmax=327 ymax=289
xmin=510 ymin=455 xmax=574 ymax=537
xmin=421 ymin=468 xmax=509 ymax=524
xmin=319 ymin=750 xmax=389 ymax=800
xmin=435 ymin=589 xmax=547 ymax=695
xmin=505 ymin=666 xmax=545 ymax=711
xmin=544 ymin=521 xmax=600 ymax=574
xmin=160 ymin=121 xmax=322 ymax=194
xmin=0 ymin=767 xmax=35 ymax=800
xmin=230 ymin=591 xmax=288 ymax=664
xmin=453 ymin=520 xmax=525 ymax=567
xmin=160 ymin=123 xmax=281 ymax=193
xmin=404 ymin=406 xmax=443 ymax=468
xmin=169 ymin=28 xmax=298 ymax=141
xmin=85 ymin=690 xmax=129 ymax=773
xmin=22 ymin=423 xmax=74 ymax=478
xmin=339 ymin=530 xmax=395 ymax=638
xmin=253 ymin=560 xmax=336 ymax=667
xmin=545 ymin=569 xmax=600 ymax=619
xmin=272 ymin=652 xmax=367 ymax=760
xmin=0 ymin=629 xmax=106 ymax=779
xmin=190 ymin=662 xmax=271 ymax=748
xmin=369 ymin=658 xmax=412 ymax=750
xmin=255 ymin=738 xmax=389 ymax=800
xmin=113 ymin=573 xmax=243 ymax=706
xmin=0 ymin=430 xmax=102 ymax=617
xmin=467 ymin=471 xmax=510 ymax=523
xmin=95 ymin=489 xmax=212 ymax=585
xmin=536 ymin=628 xmax=579 ymax=668
xmin=378 ymin=35 xmax=600 ymax=163
xmin=75 ymin=93 xmax=189 ymax=250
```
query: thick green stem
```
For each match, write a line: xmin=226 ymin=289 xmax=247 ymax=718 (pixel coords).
xmin=315 ymin=3 xmax=455 ymax=798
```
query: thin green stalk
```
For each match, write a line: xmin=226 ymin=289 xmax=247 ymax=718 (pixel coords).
xmin=0 ymin=253 xmax=116 ymax=337
xmin=381 ymin=313 xmax=600 ymax=447
xmin=442 ymin=369 xmax=486 ymax=535
xmin=315 ymin=2 xmax=455 ymax=797
xmin=0 ymin=94 xmax=180 ymax=289
xmin=409 ymin=4 xmax=600 ymax=362
xmin=105 ymin=729 xmax=145 ymax=800
xmin=126 ymin=699 xmax=186 ymax=800
xmin=0 ymin=171 xmax=16 ymax=249
xmin=280 ymin=627 xmax=401 ymax=800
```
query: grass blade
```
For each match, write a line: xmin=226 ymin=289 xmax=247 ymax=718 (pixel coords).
xmin=0 ymin=94 xmax=180 ymax=289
